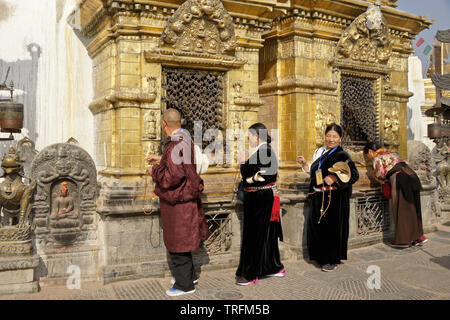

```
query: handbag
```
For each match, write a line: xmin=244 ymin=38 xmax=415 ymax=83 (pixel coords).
xmin=381 ymin=181 xmax=392 ymax=199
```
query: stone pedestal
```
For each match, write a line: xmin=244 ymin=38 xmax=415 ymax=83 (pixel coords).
xmin=0 ymin=255 xmax=40 ymax=294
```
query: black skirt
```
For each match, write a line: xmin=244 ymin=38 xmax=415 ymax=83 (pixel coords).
xmin=307 ymin=188 xmax=351 ymax=265
xmin=236 ymin=189 xmax=284 ymax=280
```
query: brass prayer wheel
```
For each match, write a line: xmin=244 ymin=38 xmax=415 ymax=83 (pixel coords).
xmin=0 ymin=101 xmax=23 ymax=133
xmin=427 ymin=123 xmax=442 ymax=138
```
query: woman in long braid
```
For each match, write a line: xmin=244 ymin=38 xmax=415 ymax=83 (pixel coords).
xmin=235 ymin=123 xmax=285 ymax=285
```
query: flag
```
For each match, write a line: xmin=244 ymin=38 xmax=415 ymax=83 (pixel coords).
xmin=416 ymin=37 xmax=425 ymax=47
xmin=423 ymin=45 xmax=432 ymax=56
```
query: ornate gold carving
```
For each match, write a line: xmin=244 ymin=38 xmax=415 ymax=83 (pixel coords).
xmin=233 ymin=81 xmax=243 ymax=98
xmin=315 ymin=104 xmax=338 ymax=147
xmin=231 ymin=113 xmax=242 ymax=132
xmin=366 ymin=0 xmax=398 ymax=7
xmin=160 ymin=0 xmax=236 ymax=55
xmin=143 ymin=143 xmax=159 ymax=157
xmin=336 ymin=5 xmax=392 ymax=65
xmin=383 ymin=107 xmax=399 ymax=146
xmin=147 ymin=76 xmax=157 ymax=95
xmin=232 ymin=81 xmax=263 ymax=107
xmin=143 ymin=110 xmax=158 ymax=140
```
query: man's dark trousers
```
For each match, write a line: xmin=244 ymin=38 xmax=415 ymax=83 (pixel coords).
xmin=169 ymin=251 xmax=197 ymax=291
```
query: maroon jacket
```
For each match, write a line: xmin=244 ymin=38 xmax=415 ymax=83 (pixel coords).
xmin=151 ymin=130 xmax=210 ymax=253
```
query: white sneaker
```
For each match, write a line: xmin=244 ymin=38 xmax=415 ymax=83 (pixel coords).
xmin=171 ymin=278 xmax=198 ymax=285
xmin=166 ymin=287 xmax=196 ymax=297
xmin=266 ymin=269 xmax=286 ymax=277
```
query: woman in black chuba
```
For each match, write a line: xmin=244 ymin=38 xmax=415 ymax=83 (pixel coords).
xmin=297 ymin=123 xmax=359 ymax=272
xmin=235 ymin=123 xmax=285 ymax=285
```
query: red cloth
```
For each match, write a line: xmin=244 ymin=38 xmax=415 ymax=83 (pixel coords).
xmin=244 ymin=182 xmax=280 ymax=222
xmin=270 ymin=194 xmax=280 ymax=222
xmin=151 ymin=132 xmax=210 ymax=253
xmin=382 ymin=181 xmax=392 ymax=199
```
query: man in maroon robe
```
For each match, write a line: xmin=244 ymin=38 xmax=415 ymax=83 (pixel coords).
xmin=147 ymin=108 xmax=210 ymax=297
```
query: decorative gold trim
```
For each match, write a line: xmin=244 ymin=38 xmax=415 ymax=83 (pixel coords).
xmin=330 ymin=58 xmax=392 ymax=75
xmin=233 ymin=97 xmax=264 ymax=107
xmin=89 ymin=92 xmax=157 ymax=114
xmin=259 ymin=76 xmax=338 ymax=94
xmin=144 ymin=48 xmax=246 ymax=70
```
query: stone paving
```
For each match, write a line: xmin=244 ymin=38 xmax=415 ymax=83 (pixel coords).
xmin=2 ymin=225 xmax=450 ymax=300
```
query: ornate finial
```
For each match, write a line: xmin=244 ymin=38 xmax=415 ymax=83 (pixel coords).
xmin=160 ymin=0 xmax=236 ymax=55
xmin=66 ymin=137 xmax=79 ymax=144
xmin=336 ymin=2 xmax=392 ymax=64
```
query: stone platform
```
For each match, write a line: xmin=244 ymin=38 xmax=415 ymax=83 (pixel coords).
xmin=0 ymin=255 xmax=40 ymax=295
xmin=2 ymin=224 xmax=449 ymax=300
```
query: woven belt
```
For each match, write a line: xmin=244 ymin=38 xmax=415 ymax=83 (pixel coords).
xmin=312 ymin=186 xmax=337 ymax=193
xmin=243 ymin=183 xmax=281 ymax=222
xmin=244 ymin=184 xmax=276 ymax=192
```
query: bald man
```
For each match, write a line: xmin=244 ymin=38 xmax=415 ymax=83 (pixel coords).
xmin=147 ymin=108 xmax=210 ymax=297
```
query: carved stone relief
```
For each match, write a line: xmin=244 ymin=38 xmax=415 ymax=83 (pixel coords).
xmin=336 ymin=5 xmax=392 ymax=64
xmin=160 ymin=0 xmax=236 ymax=56
xmin=31 ymin=143 xmax=97 ymax=247
xmin=407 ymin=140 xmax=433 ymax=185
xmin=431 ymin=138 xmax=450 ymax=192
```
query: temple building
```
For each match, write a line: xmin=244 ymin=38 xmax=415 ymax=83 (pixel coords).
xmin=0 ymin=0 xmax=448 ymax=292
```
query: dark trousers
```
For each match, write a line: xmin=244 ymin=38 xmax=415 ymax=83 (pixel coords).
xmin=168 ymin=252 xmax=196 ymax=292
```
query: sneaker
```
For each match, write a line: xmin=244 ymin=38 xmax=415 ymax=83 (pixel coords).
xmin=266 ymin=269 xmax=286 ymax=277
xmin=321 ymin=264 xmax=338 ymax=272
xmin=171 ymin=278 xmax=198 ymax=285
xmin=165 ymin=287 xmax=196 ymax=297
xmin=235 ymin=277 xmax=258 ymax=286
xmin=413 ymin=236 xmax=429 ymax=246
xmin=388 ymin=241 xmax=409 ymax=248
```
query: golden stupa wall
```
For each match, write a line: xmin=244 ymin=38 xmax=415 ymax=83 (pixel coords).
xmin=70 ymin=0 xmax=436 ymax=283
xmin=77 ymin=0 xmax=432 ymax=198
xmin=77 ymin=0 xmax=292 ymax=209
xmin=257 ymin=1 xmax=432 ymax=188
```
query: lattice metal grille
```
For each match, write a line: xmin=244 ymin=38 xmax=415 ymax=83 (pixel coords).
xmin=356 ymin=195 xmax=390 ymax=236
xmin=341 ymin=76 xmax=377 ymax=145
xmin=204 ymin=211 xmax=232 ymax=254
xmin=162 ymin=68 xmax=224 ymax=149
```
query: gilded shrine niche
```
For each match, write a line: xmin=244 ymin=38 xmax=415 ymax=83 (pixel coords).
xmin=332 ymin=4 xmax=393 ymax=148
xmin=341 ymin=76 xmax=377 ymax=145
xmin=31 ymin=142 xmax=97 ymax=247
xmin=145 ymin=0 xmax=246 ymax=163
xmin=162 ymin=68 xmax=224 ymax=149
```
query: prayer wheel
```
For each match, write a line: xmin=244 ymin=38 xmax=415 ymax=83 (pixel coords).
xmin=427 ymin=123 xmax=442 ymax=138
xmin=0 ymin=101 xmax=23 ymax=133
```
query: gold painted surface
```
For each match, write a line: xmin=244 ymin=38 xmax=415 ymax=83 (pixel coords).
xmin=77 ymin=0 xmax=431 ymax=200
